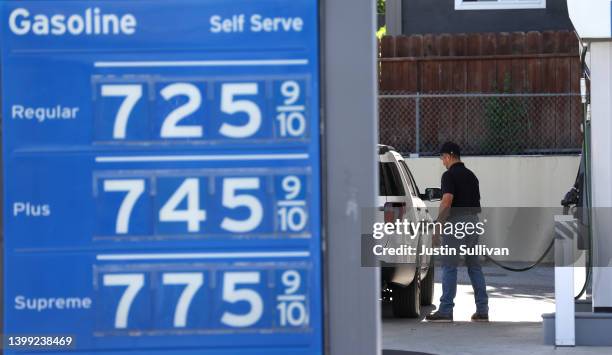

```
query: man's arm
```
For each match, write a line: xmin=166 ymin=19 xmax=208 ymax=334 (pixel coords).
xmin=433 ymin=171 xmax=454 ymax=246
xmin=438 ymin=171 xmax=455 ymax=224
xmin=437 ymin=193 xmax=454 ymax=224
xmin=432 ymin=193 xmax=453 ymax=247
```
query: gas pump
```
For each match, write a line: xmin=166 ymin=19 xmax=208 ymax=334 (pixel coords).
xmin=542 ymin=0 xmax=612 ymax=347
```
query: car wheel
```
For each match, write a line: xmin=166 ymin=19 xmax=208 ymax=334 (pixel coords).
xmin=391 ymin=266 xmax=421 ymax=318
xmin=420 ymin=257 xmax=435 ymax=306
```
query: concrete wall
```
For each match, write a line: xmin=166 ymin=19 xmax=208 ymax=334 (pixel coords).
xmin=406 ymin=155 xmax=579 ymax=207
xmin=405 ymin=155 xmax=581 ymax=262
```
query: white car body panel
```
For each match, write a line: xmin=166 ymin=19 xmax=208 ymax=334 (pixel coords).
xmin=378 ymin=147 xmax=433 ymax=286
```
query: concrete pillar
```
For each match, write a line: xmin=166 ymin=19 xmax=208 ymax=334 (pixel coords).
xmin=589 ymin=41 xmax=612 ymax=312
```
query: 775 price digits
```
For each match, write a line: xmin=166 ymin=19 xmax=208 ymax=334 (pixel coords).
xmin=97 ymin=267 xmax=310 ymax=331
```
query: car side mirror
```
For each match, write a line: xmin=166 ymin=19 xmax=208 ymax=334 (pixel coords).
xmin=421 ymin=188 xmax=443 ymax=201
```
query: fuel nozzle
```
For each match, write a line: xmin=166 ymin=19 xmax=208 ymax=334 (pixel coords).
xmin=561 ymin=187 xmax=580 ymax=207
xmin=561 ymin=187 xmax=580 ymax=215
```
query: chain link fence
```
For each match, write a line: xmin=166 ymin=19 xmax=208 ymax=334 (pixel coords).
xmin=379 ymin=92 xmax=583 ymax=156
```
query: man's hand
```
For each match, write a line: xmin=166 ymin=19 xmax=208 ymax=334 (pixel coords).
xmin=437 ymin=193 xmax=453 ymax=223
xmin=432 ymin=232 xmax=441 ymax=247
xmin=433 ymin=193 xmax=453 ymax=248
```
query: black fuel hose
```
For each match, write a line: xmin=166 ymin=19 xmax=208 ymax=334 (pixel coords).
xmin=574 ymin=40 xmax=592 ymax=301
xmin=484 ymin=238 xmax=554 ymax=272
xmin=485 ymin=42 xmax=592 ymax=301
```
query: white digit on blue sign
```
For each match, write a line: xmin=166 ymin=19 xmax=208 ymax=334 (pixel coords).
xmin=221 ymin=272 xmax=263 ymax=328
xmin=276 ymin=111 xmax=306 ymax=137
xmin=281 ymin=81 xmax=300 ymax=105
xmin=103 ymin=274 xmax=145 ymax=329
xmin=100 ymin=84 xmax=143 ymax=139
xmin=103 ymin=179 xmax=145 ymax=234
xmin=277 ymin=270 xmax=308 ymax=327
xmin=162 ymin=273 xmax=204 ymax=328
xmin=160 ymin=83 xmax=203 ymax=138
xmin=282 ymin=176 xmax=301 ymax=200
xmin=278 ymin=206 xmax=307 ymax=232
xmin=278 ymin=300 xmax=308 ymax=327
xmin=276 ymin=81 xmax=306 ymax=137
xmin=282 ymin=270 xmax=301 ymax=294
xmin=220 ymin=83 xmax=261 ymax=138
xmin=159 ymin=178 xmax=206 ymax=232
xmin=278 ymin=176 xmax=307 ymax=232
xmin=220 ymin=178 xmax=263 ymax=233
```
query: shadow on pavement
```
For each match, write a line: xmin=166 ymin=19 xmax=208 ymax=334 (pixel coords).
xmin=382 ymin=303 xmax=437 ymax=320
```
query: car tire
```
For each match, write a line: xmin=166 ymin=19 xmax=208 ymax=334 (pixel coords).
xmin=420 ymin=258 xmax=435 ymax=306
xmin=391 ymin=266 xmax=421 ymax=318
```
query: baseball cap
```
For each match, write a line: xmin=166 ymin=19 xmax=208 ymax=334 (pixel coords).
xmin=439 ymin=141 xmax=461 ymax=157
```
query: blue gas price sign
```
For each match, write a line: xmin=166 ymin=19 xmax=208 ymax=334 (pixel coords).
xmin=1 ymin=1 xmax=322 ymax=354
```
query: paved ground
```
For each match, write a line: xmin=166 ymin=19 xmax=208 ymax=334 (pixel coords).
xmin=382 ymin=264 xmax=607 ymax=355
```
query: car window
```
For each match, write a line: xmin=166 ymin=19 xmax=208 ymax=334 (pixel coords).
xmin=379 ymin=162 xmax=387 ymax=196
xmin=399 ymin=160 xmax=420 ymax=197
xmin=379 ymin=162 xmax=406 ymax=196
xmin=396 ymin=160 xmax=416 ymax=197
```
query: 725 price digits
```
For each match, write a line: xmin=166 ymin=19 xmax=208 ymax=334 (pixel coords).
xmin=96 ymin=79 xmax=308 ymax=141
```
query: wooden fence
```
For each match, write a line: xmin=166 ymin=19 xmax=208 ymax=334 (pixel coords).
xmin=378 ymin=31 xmax=583 ymax=155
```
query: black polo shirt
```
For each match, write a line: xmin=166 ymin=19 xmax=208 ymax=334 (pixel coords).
xmin=441 ymin=162 xmax=481 ymax=214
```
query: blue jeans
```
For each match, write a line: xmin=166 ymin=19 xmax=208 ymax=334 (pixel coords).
xmin=438 ymin=216 xmax=489 ymax=315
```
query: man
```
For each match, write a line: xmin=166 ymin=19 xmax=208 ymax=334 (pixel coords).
xmin=425 ymin=142 xmax=489 ymax=323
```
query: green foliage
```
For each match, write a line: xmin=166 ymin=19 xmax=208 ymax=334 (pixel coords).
xmin=378 ymin=0 xmax=386 ymax=14
xmin=376 ymin=0 xmax=386 ymax=40
xmin=481 ymin=75 xmax=530 ymax=155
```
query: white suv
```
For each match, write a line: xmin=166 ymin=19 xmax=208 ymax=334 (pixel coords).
xmin=378 ymin=144 xmax=440 ymax=318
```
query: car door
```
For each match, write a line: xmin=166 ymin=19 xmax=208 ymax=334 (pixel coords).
xmin=385 ymin=153 xmax=418 ymax=260
xmin=379 ymin=153 xmax=417 ymax=265
xmin=397 ymin=157 xmax=433 ymax=269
